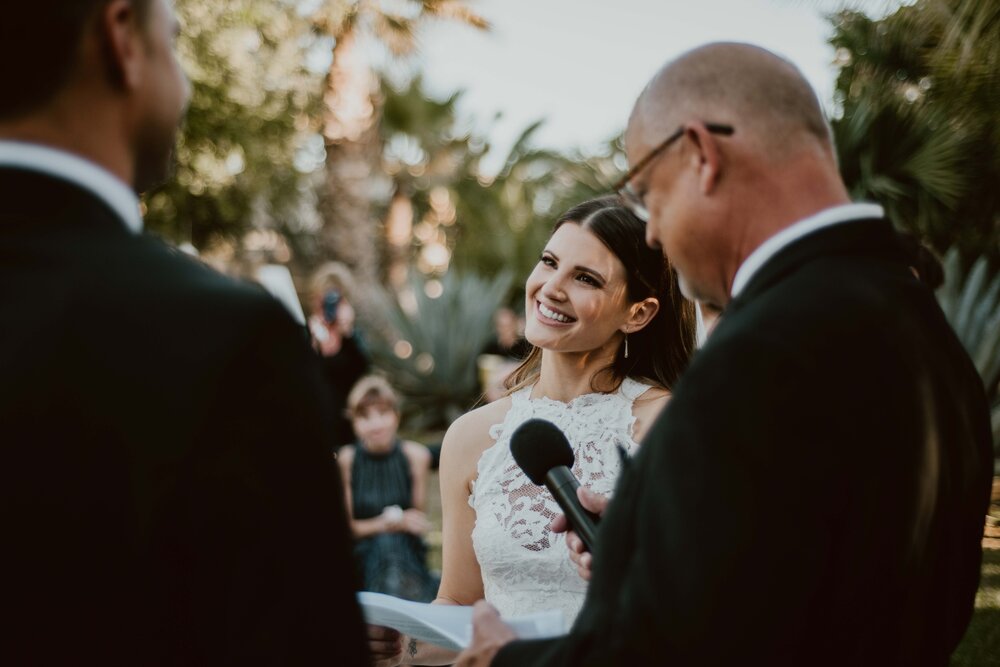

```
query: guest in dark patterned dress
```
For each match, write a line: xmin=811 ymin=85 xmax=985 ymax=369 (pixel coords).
xmin=336 ymin=376 xmax=438 ymax=601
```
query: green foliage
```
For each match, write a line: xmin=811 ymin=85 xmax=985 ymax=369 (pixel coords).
xmin=143 ymin=0 xmax=322 ymax=248
xmin=378 ymin=76 xmax=626 ymax=303
xmin=366 ymin=271 xmax=513 ymax=431
xmin=309 ymin=0 xmax=488 ymax=288
xmin=449 ymin=127 xmax=620 ymax=287
xmin=377 ymin=76 xmax=486 ymax=278
xmin=829 ymin=0 xmax=1000 ymax=264
xmin=311 ymin=0 xmax=489 ymax=55
xmin=937 ymin=248 xmax=1000 ymax=448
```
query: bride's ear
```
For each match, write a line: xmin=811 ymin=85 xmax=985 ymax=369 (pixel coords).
xmin=623 ymin=298 xmax=659 ymax=334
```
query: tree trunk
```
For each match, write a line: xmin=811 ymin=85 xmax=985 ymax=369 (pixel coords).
xmin=319 ymin=29 xmax=384 ymax=311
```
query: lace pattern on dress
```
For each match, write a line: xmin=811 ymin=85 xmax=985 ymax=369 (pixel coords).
xmin=468 ymin=378 xmax=650 ymax=624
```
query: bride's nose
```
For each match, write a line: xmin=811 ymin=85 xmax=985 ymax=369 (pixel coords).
xmin=540 ymin=273 xmax=568 ymax=302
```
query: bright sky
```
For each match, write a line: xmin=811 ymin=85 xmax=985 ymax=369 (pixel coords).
xmin=408 ymin=0 xmax=884 ymax=173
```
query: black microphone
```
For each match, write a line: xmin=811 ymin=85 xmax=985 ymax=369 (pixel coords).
xmin=510 ymin=418 xmax=600 ymax=553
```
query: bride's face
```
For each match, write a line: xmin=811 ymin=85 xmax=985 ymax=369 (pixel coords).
xmin=523 ymin=222 xmax=633 ymax=355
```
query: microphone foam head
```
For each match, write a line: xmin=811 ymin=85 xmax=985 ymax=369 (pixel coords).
xmin=510 ymin=418 xmax=575 ymax=485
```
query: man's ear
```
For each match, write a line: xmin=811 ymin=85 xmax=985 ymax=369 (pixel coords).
xmin=624 ymin=297 xmax=660 ymax=334
xmin=685 ymin=122 xmax=723 ymax=195
xmin=99 ymin=0 xmax=144 ymax=90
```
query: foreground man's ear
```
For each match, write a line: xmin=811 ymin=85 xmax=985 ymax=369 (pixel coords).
xmin=99 ymin=0 xmax=145 ymax=91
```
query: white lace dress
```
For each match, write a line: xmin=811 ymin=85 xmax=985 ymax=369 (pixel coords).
xmin=469 ymin=377 xmax=652 ymax=625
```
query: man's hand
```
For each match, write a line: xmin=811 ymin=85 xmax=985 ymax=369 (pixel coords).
xmin=550 ymin=486 xmax=609 ymax=581
xmin=456 ymin=601 xmax=518 ymax=667
xmin=367 ymin=624 xmax=403 ymax=667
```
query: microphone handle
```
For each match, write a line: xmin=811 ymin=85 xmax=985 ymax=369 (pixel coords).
xmin=545 ymin=467 xmax=600 ymax=553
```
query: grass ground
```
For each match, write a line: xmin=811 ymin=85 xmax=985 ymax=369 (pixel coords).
xmin=952 ymin=477 xmax=1000 ymax=665
xmin=952 ymin=547 xmax=1000 ymax=665
xmin=423 ymin=471 xmax=1000 ymax=663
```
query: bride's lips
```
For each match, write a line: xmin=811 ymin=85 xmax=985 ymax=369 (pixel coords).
xmin=535 ymin=300 xmax=576 ymax=325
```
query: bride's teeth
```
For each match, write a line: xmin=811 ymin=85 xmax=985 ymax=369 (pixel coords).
xmin=540 ymin=303 xmax=570 ymax=322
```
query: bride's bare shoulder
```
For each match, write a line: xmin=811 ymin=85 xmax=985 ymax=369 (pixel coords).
xmin=631 ymin=385 xmax=671 ymax=443
xmin=441 ymin=394 xmax=514 ymax=457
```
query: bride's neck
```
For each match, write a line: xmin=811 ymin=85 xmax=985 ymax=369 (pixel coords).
xmin=532 ymin=348 xmax=618 ymax=403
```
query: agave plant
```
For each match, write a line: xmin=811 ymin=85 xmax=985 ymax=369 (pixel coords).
xmin=367 ymin=270 xmax=513 ymax=431
xmin=936 ymin=248 xmax=1000 ymax=451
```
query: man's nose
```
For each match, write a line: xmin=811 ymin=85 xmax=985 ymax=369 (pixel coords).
xmin=645 ymin=223 xmax=660 ymax=250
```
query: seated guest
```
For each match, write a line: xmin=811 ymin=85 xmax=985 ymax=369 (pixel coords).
xmin=337 ymin=375 xmax=438 ymax=602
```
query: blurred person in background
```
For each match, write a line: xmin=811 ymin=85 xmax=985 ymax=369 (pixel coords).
xmin=337 ymin=375 xmax=438 ymax=602
xmin=481 ymin=306 xmax=531 ymax=360
xmin=367 ymin=195 xmax=697 ymax=666
xmin=0 ymin=1 xmax=366 ymax=663
xmin=478 ymin=306 xmax=532 ymax=402
xmin=309 ymin=261 xmax=371 ymax=448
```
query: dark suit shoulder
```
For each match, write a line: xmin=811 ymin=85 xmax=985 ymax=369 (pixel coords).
xmin=99 ymin=234 xmax=279 ymax=309
xmin=54 ymin=231 xmax=300 ymax=346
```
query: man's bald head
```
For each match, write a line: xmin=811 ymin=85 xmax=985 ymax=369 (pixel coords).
xmin=623 ymin=43 xmax=851 ymax=308
xmin=630 ymin=42 xmax=832 ymax=162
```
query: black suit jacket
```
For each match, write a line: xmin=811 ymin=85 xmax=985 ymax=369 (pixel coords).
xmin=496 ymin=219 xmax=993 ymax=666
xmin=0 ymin=168 xmax=368 ymax=665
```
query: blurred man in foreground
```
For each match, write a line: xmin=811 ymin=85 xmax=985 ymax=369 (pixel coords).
xmin=0 ymin=1 xmax=366 ymax=663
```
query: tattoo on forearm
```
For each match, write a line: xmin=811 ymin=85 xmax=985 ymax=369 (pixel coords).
xmin=408 ymin=638 xmax=418 ymax=658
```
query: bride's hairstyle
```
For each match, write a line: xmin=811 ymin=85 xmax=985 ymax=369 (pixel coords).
xmin=505 ymin=196 xmax=697 ymax=394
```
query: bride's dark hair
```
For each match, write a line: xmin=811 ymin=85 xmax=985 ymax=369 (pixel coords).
xmin=505 ymin=196 xmax=697 ymax=394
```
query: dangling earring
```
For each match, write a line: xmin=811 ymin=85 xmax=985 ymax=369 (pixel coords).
xmin=623 ymin=331 xmax=629 ymax=359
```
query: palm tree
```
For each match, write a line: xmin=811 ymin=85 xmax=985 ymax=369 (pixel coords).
xmin=829 ymin=0 xmax=1000 ymax=264
xmin=146 ymin=0 xmax=318 ymax=251
xmin=379 ymin=75 xmax=482 ymax=289
xmin=449 ymin=127 xmax=624 ymax=288
xmin=309 ymin=0 xmax=489 ymax=307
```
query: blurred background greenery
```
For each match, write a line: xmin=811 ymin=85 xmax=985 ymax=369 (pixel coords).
xmin=144 ymin=0 xmax=998 ymax=444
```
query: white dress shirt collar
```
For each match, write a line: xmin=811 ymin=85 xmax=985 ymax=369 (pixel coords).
xmin=0 ymin=140 xmax=143 ymax=234
xmin=730 ymin=202 xmax=884 ymax=298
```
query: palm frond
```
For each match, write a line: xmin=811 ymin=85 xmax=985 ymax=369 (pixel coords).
xmin=371 ymin=12 xmax=419 ymax=56
xmin=420 ymin=0 xmax=491 ymax=30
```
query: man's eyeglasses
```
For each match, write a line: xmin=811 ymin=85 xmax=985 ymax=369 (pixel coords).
xmin=614 ymin=123 xmax=734 ymax=222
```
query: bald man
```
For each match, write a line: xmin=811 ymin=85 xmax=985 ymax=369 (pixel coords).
xmin=458 ymin=43 xmax=992 ymax=666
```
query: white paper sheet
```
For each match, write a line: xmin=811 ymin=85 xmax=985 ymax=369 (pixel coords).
xmin=358 ymin=591 xmax=567 ymax=651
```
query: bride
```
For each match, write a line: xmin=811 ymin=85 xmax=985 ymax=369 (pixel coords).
xmin=369 ymin=196 xmax=696 ymax=666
